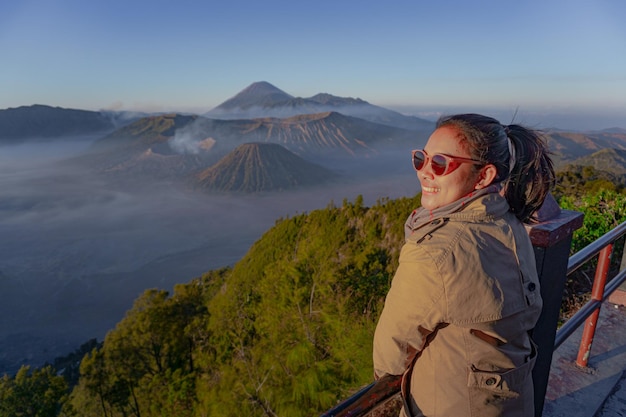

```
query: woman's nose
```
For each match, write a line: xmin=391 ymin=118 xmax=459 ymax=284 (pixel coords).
xmin=419 ymin=161 xmax=435 ymax=179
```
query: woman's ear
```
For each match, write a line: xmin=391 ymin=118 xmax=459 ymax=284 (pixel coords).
xmin=474 ymin=164 xmax=498 ymax=189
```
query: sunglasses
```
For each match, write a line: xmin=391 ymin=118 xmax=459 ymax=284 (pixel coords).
xmin=412 ymin=149 xmax=482 ymax=176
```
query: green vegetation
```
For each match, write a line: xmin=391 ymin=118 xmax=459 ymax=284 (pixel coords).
xmin=550 ymin=162 xmax=626 ymax=318
xmin=553 ymin=165 xmax=624 ymax=200
xmin=0 ymin=365 xmax=68 ymax=417
xmin=560 ymin=189 xmax=626 ymax=253
xmin=557 ymin=188 xmax=626 ymax=317
xmin=50 ymin=194 xmax=419 ymax=416
xmin=3 ymin=167 xmax=625 ymax=416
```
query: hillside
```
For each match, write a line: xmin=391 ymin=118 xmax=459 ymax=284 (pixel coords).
xmin=569 ymin=148 xmax=626 ymax=175
xmin=543 ymin=129 xmax=626 ymax=167
xmin=553 ymin=148 xmax=626 ymax=198
xmin=194 ymin=142 xmax=338 ymax=192
xmin=63 ymin=194 xmax=422 ymax=416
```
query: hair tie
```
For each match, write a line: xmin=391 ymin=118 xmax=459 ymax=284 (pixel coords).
xmin=504 ymin=126 xmax=516 ymax=174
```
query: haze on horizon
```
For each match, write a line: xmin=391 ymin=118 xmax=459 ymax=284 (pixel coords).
xmin=1 ymin=0 xmax=625 ymax=131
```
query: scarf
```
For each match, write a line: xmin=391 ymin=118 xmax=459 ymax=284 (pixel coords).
xmin=405 ymin=185 xmax=500 ymax=237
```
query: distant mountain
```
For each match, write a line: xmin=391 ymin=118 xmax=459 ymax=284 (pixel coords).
xmin=554 ymin=148 xmax=626 ymax=198
xmin=193 ymin=142 xmax=338 ymax=192
xmin=542 ymin=129 xmax=626 ymax=167
xmin=205 ymin=81 xmax=434 ymax=131
xmin=598 ymin=127 xmax=626 ymax=134
xmin=0 ymin=104 xmax=116 ymax=143
xmin=566 ymin=148 xmax=626 ymax=176
xmin=211 ymin=81 xmax=294 ymax=111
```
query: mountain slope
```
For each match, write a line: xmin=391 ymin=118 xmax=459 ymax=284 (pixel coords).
xmin=0 ymin=104 xmax=115 ymax=143
xmin=543 ymin=129 xmax=626 ymax=166
xmin=567 ymin=148 xmax=626 ymax=176
xmin=65 ymin=193 xmax=424 ymax=415
xmin=194 ymin=142 xmax=338 ymax=192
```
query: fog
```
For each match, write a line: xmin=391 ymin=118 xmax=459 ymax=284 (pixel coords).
xmin=0 ymin=139 xmax=419 ymax=374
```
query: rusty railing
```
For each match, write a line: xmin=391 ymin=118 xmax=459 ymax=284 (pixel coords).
xmin=554 ymin=220 xmax=626 ymax=365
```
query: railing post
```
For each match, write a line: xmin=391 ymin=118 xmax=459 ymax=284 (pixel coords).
xmin=575 ymin=244 xmax=613 ymax=367
xmin=607 ymin=241 xmax=626 ymax=306
xmin=525 ymin=194 xmax=584 ymax=417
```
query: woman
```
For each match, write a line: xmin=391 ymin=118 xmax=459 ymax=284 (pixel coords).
xmin=373 ymin=113 xmax=555 ymax=417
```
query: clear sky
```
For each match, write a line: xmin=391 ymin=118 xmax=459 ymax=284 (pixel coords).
xmin=1 ymin=0 xmax=625 ymax=129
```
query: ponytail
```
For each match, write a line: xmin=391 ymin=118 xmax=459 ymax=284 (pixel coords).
xmin=503 ymin=125 xmax=555 ymax=223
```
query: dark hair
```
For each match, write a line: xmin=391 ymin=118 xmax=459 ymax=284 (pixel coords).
xmin=436 ymin=113 xmax=555 ymax=223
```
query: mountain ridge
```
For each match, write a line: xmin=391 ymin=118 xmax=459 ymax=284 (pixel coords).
xmin=566 ymin=148 xmax=626 ymax=176
xmin=0 ymin=104 xmax=116 ymax=142
xmin=542 ymin=129 xmax=626 ymax=167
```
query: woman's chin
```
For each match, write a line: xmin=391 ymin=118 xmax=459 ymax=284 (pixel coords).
xmin=420 ymin=196 xmax=438 ymax=211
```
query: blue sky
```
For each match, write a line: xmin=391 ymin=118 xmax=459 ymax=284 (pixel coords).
xmin=1 ymin=0 xmax=625 ymax=129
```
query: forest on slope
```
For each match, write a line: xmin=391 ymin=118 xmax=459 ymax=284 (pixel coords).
xmin=3 ymin=168 xmax=626 ymax=417
xmin=65 ymin=194 xmax=418 ymax=417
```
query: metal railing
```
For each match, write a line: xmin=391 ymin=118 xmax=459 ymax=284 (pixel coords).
xmin=320 ymin=220 xmax=626 ymax=417
xmin=554 ymin=221 xmax=626 ymax=362
xmin=319 ymin=374 xmax=401 ymax=417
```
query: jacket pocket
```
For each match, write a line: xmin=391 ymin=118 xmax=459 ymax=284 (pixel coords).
xmin=467 ymin=352 xmax=536 ymax=414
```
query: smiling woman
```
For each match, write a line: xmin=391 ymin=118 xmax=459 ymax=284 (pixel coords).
xmin=373 ymin=113 xmax=555 ymax=417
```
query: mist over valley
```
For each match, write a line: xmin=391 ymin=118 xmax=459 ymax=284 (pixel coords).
xmin=0 ymin=136 xmax=419 ymax=373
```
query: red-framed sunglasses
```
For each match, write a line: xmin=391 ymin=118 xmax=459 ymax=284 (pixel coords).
xmin=412 ymin=149 xmax=482 ymax=177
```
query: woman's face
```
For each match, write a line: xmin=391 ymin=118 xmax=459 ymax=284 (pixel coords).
xmin=418 ymin=126 xmax=483 ymax=210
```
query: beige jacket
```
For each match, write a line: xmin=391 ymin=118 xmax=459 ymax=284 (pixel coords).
xmin=373 ymin=193 xmax=542 ymax=417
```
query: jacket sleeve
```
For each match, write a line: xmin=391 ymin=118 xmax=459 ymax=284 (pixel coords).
xmin=373 ymin=241 xmax=447 ymax=377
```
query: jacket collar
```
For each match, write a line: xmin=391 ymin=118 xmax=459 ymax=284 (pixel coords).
xmin=405 ymin=193 xmax=511 ymax=242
